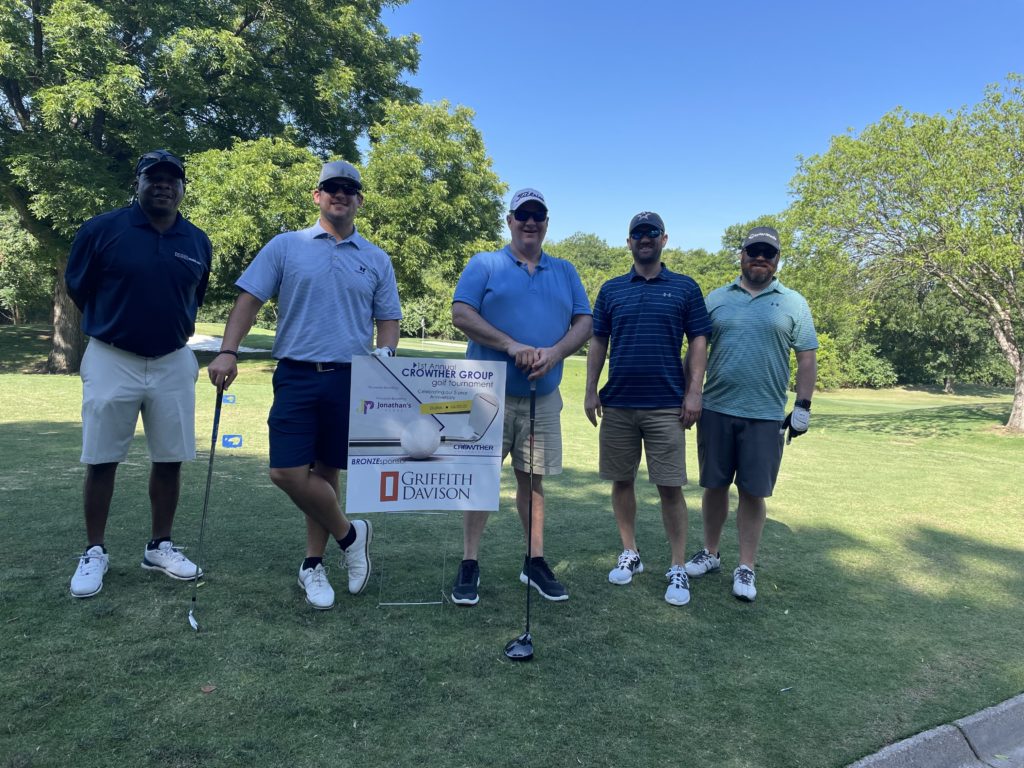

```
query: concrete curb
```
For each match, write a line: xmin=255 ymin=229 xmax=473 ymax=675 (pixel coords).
xmin=847 ymin=693 xmax=1024 ymax=768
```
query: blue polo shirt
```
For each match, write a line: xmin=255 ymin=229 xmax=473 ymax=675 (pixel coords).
xmin=593 ymin=264 xmax=711 ymax=408
xmin=65 ymin=203 xmax=212 ymax=357
xmin=453 ymin=246 xmax=591 ymax=397
xmin=236 ymin=223 xmax=401 ymax=362
xmin=702 ymin=277 xmax=818 ymax=421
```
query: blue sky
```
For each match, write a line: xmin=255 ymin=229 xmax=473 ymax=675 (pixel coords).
xmin=381 ymin=0 xmax=1024 ymax=252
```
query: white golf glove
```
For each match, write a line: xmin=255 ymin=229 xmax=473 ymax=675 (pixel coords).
xmin=370 ymin=346 xmax=395 ymax=359
xmin=783 ymin=402 xmax=811 ymax=445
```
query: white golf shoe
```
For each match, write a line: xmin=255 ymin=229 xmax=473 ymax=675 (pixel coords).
xmin=342 ymin=519 xmax=372 ymax=594
xmin=684 ymin=548 xmax=722 ymax=578
xmin=298 ymin=563 xmax=336 ymax=610
xmin=732 ymin=565 xmax=757 ymax=602
xmin=141 ymin=541 xmax=202 ymax=580
xmin=608 ymin=549 xmax=643 ymax=585
xmin=71 ymin=546 xmax=109 ymax=598
xmin=664 ymin=565 xmax=691 ymax=606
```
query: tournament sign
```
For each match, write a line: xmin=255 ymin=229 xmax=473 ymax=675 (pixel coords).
xmin=346 ymin=356 xmax=506 ymax=512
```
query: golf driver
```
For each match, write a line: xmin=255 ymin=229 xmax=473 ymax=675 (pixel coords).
xmin=188 ymin=385 xmax=223 ymax=632
xmin=504 ymin=381 xmax=537 ymax=661
xmin=349 ymin=393 xmax=500 ymax=450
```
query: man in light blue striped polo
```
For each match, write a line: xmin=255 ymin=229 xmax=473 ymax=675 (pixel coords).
xmin=585 ymin=212 xmax=711 ymax=606
xmin=684 ymin=226 xmax=818 ymax=602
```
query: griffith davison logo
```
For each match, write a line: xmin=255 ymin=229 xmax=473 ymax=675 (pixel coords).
xmin=379 ymin=471 xmax=473 ymax=502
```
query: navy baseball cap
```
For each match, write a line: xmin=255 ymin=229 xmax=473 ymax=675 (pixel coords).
xmin=135 ymin=149 xmax=185 ymax=179
xmin=629 ymin=211 xmax=665 ymax=234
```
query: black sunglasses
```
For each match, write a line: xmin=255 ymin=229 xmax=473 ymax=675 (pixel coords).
xmin=630 ymin=228 xmax=663 ymax=240
xmin=512 ymin=209 xmax=548 ymax=223
xmin=745 ymin=245 xmax=778 ymax=260
xmin=319 ymin=180 xmax=361 ymax=196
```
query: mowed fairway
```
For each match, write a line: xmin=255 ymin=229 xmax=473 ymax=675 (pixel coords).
xmin=1 ymin=330 xmax=1022 ymax=768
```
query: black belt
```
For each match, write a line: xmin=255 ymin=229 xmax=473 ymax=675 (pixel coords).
xmin=280 ymin=358 xmax=351 ymax=373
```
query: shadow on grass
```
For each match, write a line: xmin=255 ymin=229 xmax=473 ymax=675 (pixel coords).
xmin=0 ymin=324 xmax=53 ymax=373
xmin=2 ymin=427 xmax=1023 ymax=768
xmin=817 ymin=403 xmax=1011 ymax=437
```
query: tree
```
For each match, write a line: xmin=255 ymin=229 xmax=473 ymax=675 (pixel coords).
xmin=545 ymin=232 xmax=629 ymax=302
xmin=0 ymin=0 xmax=419 ymax=372
xmin=0 ymin=206 xmax=52 ymax=324
xmin=359 ymin=100 xmax=506 ymax=304
xmin=790 ymin=77 xmax=1024 ymax=431
xmin=181 ymin=138 xmax=321 ymax=315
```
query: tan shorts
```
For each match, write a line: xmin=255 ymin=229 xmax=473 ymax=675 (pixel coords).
xmin=80 ymin=339 xmax=199 ymax=464
xmin=502 ymin=390 xmax=563 ymax=475
xmin=599 ymin=407 xmax=687 ymax=486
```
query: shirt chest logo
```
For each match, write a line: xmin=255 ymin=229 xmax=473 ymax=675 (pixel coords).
xmin=174 ymin=251 xmax=202 ymax=267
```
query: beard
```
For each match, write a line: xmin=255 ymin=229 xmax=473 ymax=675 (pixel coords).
xmin=741 ymin=263 xmax=775 ymax=286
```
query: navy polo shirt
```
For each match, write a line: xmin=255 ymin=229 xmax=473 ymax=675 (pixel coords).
xmin=593 ymin=264 xmax=711 ymax=408
xmin=65 ymin=203 xmax=212 ymax=357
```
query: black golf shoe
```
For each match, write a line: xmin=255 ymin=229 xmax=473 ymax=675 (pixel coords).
xmin=451 ymin=559 xmax=480 ymax=606
xmin=519 ymin=556 xmax=569 ymax=601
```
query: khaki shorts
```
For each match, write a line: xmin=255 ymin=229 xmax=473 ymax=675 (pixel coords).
xmin=599 ymin=407 xmax=687 ymax=486
xmin=80 ymin=339 xmax=199 ymax=464
xmin=502 ymin=390 xmax=563 ymax=475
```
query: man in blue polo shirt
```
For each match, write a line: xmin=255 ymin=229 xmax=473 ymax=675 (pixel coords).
xmin=208 ymin=160 xmax=401 ymax=611
xmin=65 ymin=149 xmax=212 ymax=598
xmin=450 ymin=188 xmax=592 ymax=606
xmin=585 ymin=212 xmax=710 ymax=606
xmin=684 ymin=226 xmax=818 ymax=602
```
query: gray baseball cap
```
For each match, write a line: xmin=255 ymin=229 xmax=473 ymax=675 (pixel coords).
xmin=629 ymin=211 xmax=665 ymax=233
xmin=136 ymin=149 xmax=185 ymax=179
xmin=318 ymin=160 xmax=362 ymax=189
xmin=742 ymin=226 xmax=781 ymax=251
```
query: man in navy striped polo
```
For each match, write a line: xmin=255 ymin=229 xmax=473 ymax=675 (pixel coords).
xmin=684 ymin=226 xmax=818 ymax=602
xmin=585 ymin=212 xmax=711 ymax=606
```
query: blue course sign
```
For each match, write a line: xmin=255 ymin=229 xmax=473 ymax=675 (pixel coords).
xmin=222 ymin=434 xmax=243 ymax=449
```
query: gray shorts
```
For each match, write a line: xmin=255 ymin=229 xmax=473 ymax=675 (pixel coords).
xmin=599 ymin=407 xmax=686 ymax=486
xmin=502 ymin=390 xmax=562 ymax=475
xmin=697 ymin=409 xmax=784 ymax=498
xmin=80 ymin=339 xmax=199 ymax=464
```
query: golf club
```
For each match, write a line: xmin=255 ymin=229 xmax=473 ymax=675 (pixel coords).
xmin=349 ymin=393 xmax=500 ymax=449
xmin=188 ymin=384 xmax=223 ymax=632
xmin=504 ymin=381 xmax=537 ymax=661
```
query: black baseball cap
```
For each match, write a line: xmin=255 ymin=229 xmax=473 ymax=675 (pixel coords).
xmin=135 ymin=149 xmax=185 ymax=179
xmin=629 ymin=211 xmax=665 ymax=234
xmin=742 ymin=226 xmax=781 ymax=251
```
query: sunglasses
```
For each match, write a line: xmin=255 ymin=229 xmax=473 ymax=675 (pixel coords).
xmin=745 ymin=246 xmax=778 ymax=260
xmin=630 ymin=228 xmax=663 ymax=240
xmin=512 ymin=209 xmax=548 ymax=223
xmin=319 ymin=180 xmax=361 ymax=196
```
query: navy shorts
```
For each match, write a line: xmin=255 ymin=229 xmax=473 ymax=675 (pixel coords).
xmin=697 ymin=409 xmax=785 ymax=498
xmin=268 ymin=359 xmax=351 ymax=469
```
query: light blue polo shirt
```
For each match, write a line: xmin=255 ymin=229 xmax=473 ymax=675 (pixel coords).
xmin=453 ymin=246 xmax=592 ymax=397
xmin=237 ymin=223 xmax=401 ymax=362
xmin=702 ymin=277 xmax=818 ymax=421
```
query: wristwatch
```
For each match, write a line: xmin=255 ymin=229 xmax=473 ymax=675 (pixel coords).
xmin=795 ymin=399 xmax=812 ymax=410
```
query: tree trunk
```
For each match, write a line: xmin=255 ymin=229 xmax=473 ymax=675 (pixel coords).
xmin=1009 ymin=366 xmax=1024 ymax=433
xmin=47 ymin=252 xmax=84 ymax=374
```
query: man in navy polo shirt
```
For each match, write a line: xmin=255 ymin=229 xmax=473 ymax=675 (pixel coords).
xmin=450 ymin=188 xmax=593 ymax=606
xmin=685 ymin=226 xmax=818 ymax=603
xmin=208 ymin=160 xmax=400 ymax=611
xmin=585 ymin=212 xmax=710 ymax=606
xmin=66 ymin=149 xmax=212 ymax=598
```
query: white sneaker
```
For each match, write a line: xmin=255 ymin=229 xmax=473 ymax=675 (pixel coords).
xmin=665 ymin=565 xmax=691 ymax=606
xmin=342 ymin=519 xmax=372 ymax=594
xmin=71 ymin=546 xmax=109 ymax=598
xmin=732 ymin=565 xmax=757 ymax=602
xmin=684 ymin=548 xmax=721 ymax=578
xmin=141 ymin=541 xmax=202 ymax=580
xmin=608 ymin=549 xmax=643 ymax=585
xmin=298 ymin=563 xmax=335 ymax=610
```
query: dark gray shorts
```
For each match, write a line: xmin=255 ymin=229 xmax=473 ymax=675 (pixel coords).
xmin=697 ymin=409 xmax=785 ymax=498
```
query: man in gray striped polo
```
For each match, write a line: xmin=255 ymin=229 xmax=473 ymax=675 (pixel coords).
xmin=585 ymin=212 xmax=711 ymax=606
xmin=685 ymin=226 xmax=818 ymax=602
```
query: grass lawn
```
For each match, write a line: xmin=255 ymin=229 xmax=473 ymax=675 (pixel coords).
xmin=1 ymin=325 xmax=1022 ymax=767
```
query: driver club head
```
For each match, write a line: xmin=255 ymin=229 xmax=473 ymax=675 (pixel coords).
xmin=504 ymin=632 xmax=534 ymax=661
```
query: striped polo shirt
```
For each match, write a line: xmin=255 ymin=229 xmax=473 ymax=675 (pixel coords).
xmin=593 ymin=264 xmax=712 ymax=409
xmin=702 ymin=277 xmax=818 ymax=421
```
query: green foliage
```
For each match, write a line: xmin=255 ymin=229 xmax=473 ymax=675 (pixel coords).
xmin=662 ymin=247 xmax=736 ymax=296
xmin=789 ymin=76 xmax=1024 ymax=429
xmin=182 ymin=138 xmax=321 ymax=304
xmin=360 ymin=100 xmax=506 ymax=301
xmin=546 ymin=232 xmax=630 ymax=302
xmin=0 ymin=208 xmax=52 ymax=323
